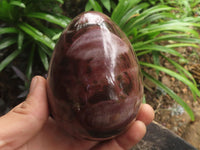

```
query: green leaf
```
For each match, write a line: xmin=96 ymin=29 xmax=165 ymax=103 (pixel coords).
xmin=161 ymin=54 xmax=196 ymax=86
xmin=18 ymin=23 xmax=55 ymax=49
xmin=168 ymin=37 xmax=200 ymax=43
xmin=133 ymin=34 xmax=198 ymax=47
xmin=0 ymin=37 xmax=17 ymax=50
xmin=56 ymin=0 xmax=64 ymax=4
xmin=182 ymin=17 xmax=200 ymax=23
xmin=152 ymin=51 xmax=160 ymax=75
xmin=85 ymin=1 xmax=92 ymax=11
xmin=138 ymin=22 xmax=199 ymax=39
xmin=52 ymin=32 xmax=62 ymax=40
xmin=31 ymin=19 xmax=58 ymax=38
xmin=18 ymin=31 xmax=24 ymax=50
xmin=10 ymin=1 xmax=26 ymax=8
xmin=111 ymin=0 xmax=141 ymax=24
xmin=26 ymin=12 xmax=70 ymax=28
xmin=142 ymin=95 xmax=146 ymax=103
xmin=38 ymin=49 xmax=49 ymax=71
xmin=118 ymin=3 xmax=149 ymax=27
xmin=136 ymin=49 xmax=152 ymax=56
xmin=142 ymin=70 xmax=195 ymax=121
xmin=0 ymin=27 xmax=18 ymax=35
xmin=101 ymin=0 xmax=111 ymax=12
xmin=130 ymin=12 xmax=175 ymax=30
xmin=134 ymin=44 xmax=185 ymax=59
xmin=110 ymin=0 xmax=117 ymax=10
xmin=37 ymin=43 xmax=52 ymax=57
xmin=140 ymin=62 xmax=200 ymax=99
xmin=168 ymin=20 xmax=200 ymax=28
xmin=123 ymin=5 xmax=173 ymax=34
xmin=165 ymin=43 xmax=199 ymax=48
xmin=89 ymin=0 xmax=103 ymax=12
xmin=0 ymin=0 xmax=10 ymax=20
xmin=190 ymin=0 xmax=200 ymax=7
xmin=0 ymin=49 xmax=21 ymax=71
xmin=26 ymin=46 xmax=35 ymax=80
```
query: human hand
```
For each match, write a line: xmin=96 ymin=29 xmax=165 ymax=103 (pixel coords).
xmin=0 ymin=76 xmax=154 ymax=150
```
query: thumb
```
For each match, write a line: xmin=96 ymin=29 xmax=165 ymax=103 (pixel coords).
xmin=0 ymin=76 xmax=49 ymax=150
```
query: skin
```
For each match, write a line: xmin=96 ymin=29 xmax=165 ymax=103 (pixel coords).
xmin=0 ymin=76 xmax=154 ymax=150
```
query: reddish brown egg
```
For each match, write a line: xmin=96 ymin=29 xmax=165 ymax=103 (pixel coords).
xmin=47 ymin=11 xmax=143 ymax=140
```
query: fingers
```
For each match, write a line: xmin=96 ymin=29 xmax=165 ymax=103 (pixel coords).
xmin=0 ymin=76 xmax=49 ymax=150
xmin=26 ymin=118 xmax=98 ymax=150
xmin=114 ymin=104 xmax=154 ymax=150
xmin=91 ymin=104 xmax=154 ymax=150
xmin=136 ymin=103 xmax=155 ymax=125
xmin=115 ymin=120 xmax=146 ymax=150
xmin=91 ymin=121 xmax=146 ymax=150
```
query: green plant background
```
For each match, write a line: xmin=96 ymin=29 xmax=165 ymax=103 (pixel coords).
xmin=0 ymin=0 xmax=200 ymax=120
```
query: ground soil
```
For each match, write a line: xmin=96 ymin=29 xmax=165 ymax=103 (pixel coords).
xmin=142 ymin=45 xmax=200 ymax=149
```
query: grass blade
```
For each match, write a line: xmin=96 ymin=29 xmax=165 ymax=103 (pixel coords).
xmin=165 ymin=43 xmax=199 ymax=48
xmin=133 ymin=34 xmax=199 ymax=47
xmin=161 ymin=54 xmax=196 ymax=85
xmin=31 ymin=19 xmax=58 ymax=38
xmin=142 ymin=70 xmax=195 ymax=121
xmin=18 ymin=23 xmax=55 ymax=49
xmin=38 ymin=48 xmax=49 ymax=71
xmin=37 ymin=43 xmax=52 ymax=57
xmin=26 ymin=46 xmax=35 ymax=80
xmin=111 ymin=0 xmax=140 ymax=24
xmin=138 ymin=22 xmax=199 ymax=39
xmin=10 ymin=1 xmax=26 ymax=8
xmin=131 ymin=12 xmax=175 ymax=30
xmin=136 ymin=50 xmax=152 ymax=56
xmin=140 ymin=62 xmax=200 ymax=99
xmin=0 ymin=49 xmax=21 ymax=71
xmin=123 ymin=5 xmax=173 ymax=34
xmin=134 ymin=44 xmax=186 ymax=59
xmin=85 ymin=1 xmax=92 ymax=11
xmin=0 ymin=27 xmax=18 ymax=35
xmin=56 ymin=0 xmax=64 ymax=4
xmin=26 ymin=12 xmax=70 ymax=28
xmin=0 ymin=37 xmax=17 ymax=50
xmin=89 ymin=0 xmax=103 ymax=12
xmin=118 ymin=3 xmax=149 ymax=27
xmin=152 ymin=51 xmax=160 ymax=75
xmin=101 ymin=0 xmax=111 ymax=12
xmin=17 ymin=31 xmax=24 ymax=50
xmin=168 ymin=37 xmax=200 ymax=43
xmin=52 ymin=32 xmax=62 ymax=41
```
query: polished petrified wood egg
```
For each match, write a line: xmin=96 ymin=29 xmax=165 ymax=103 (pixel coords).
xmin=47 ymin=11 xmax=143 ymax=140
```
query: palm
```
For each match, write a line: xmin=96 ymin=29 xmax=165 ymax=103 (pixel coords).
xmin=19 ymin=103 xmax=153 ymax=150
xmin=0 ymin=77 xmax=153 ymax=150
xmin=21 ymin=118 xmax=97 ymax=150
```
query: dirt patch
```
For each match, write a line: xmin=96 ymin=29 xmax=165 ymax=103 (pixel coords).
xmin=142 ymin=45 xmax=200 ymax=149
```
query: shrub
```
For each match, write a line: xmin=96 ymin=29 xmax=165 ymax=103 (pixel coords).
xmin=0 ymin=0 xmax=71 ymax=80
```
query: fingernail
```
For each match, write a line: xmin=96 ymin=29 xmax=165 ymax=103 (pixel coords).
xmin=30 ymin=76 xmax=38 ymax=93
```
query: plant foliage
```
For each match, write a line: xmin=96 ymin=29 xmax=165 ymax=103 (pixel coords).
xmin=87 ymin=0 xmax=200 ymax=120
xmin=0 ymin=0 xmax=71 ymax=80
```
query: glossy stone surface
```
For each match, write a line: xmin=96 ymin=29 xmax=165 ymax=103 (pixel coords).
xmin=47 ymin=11 xmax=143 ymax=140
